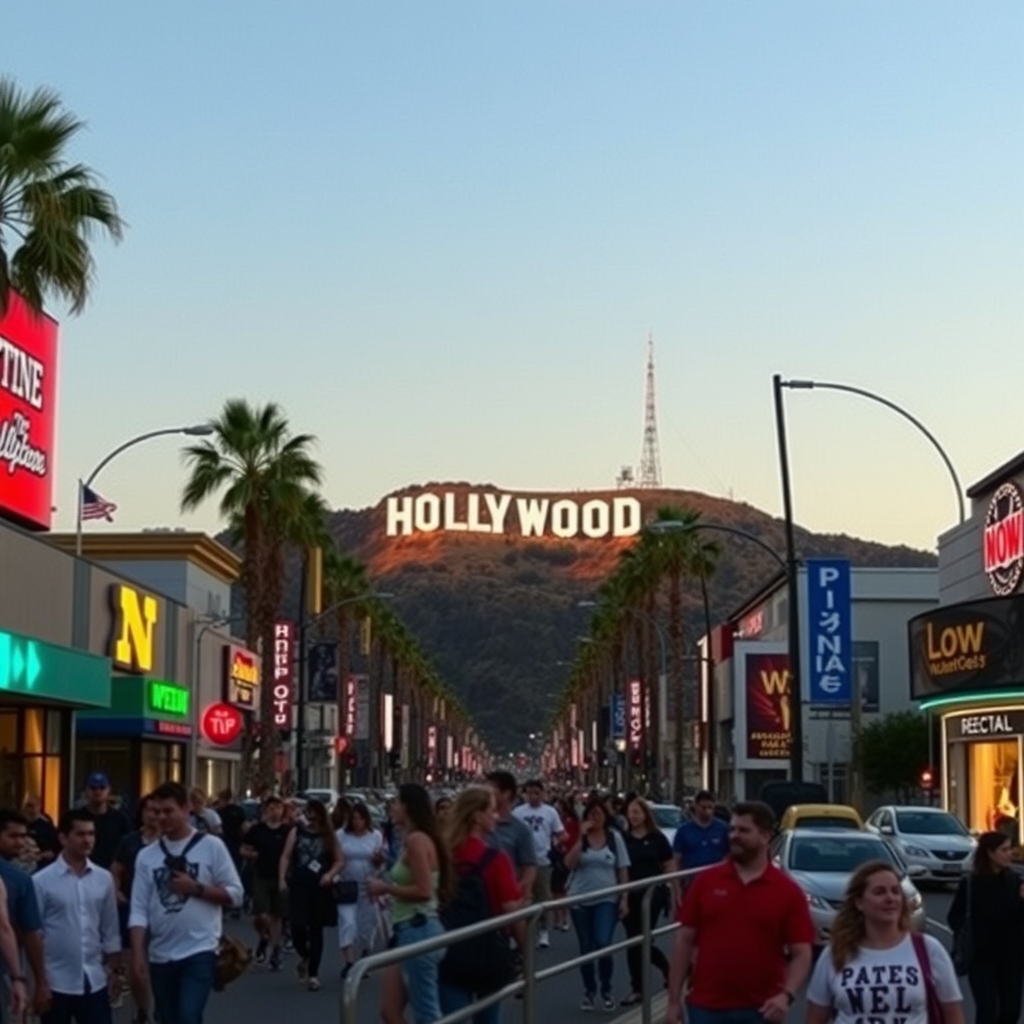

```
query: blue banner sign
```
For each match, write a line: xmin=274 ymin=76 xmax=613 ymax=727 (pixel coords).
xmin=807 ymin=559 xmax=852 ymax=705
xmin=612 ymin=693 xmax=626 ymax=738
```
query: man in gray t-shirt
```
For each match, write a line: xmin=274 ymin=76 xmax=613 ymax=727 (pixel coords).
xmin=486 ymin=771 xmax=537 ymax=895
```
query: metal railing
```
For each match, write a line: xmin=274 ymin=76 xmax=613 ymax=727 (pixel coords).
xmin=340 ymin=866 xmax=705 ymax=1024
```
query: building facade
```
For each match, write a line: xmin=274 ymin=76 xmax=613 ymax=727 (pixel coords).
xmin=709 ymin=565 xmax=938 ymax=805
xmin=911 ymin=451 xmax=1024 ymax=837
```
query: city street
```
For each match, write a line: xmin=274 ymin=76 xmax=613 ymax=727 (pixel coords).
xmin=187 ymin=886 xmax=966 ymax=1024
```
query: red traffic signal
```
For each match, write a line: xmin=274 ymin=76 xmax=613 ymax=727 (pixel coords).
xmin=920 ymin=768 xmax=934 ymax=789
xmin=335 ymin=736 xmax=349 ymax=755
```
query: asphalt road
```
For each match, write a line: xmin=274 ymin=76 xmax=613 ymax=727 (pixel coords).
xmin=122 ymin=886 xmax=964 ymax=1024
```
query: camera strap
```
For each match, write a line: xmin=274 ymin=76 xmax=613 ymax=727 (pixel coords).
xmin=160 ymin=831 xmax=206 ymax=862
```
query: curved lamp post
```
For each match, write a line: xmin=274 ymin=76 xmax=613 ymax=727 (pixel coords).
xmin=76 ymin=424 xmax=215 ymax=556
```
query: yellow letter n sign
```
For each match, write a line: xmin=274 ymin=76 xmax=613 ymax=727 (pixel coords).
xmin=111 ymin=585 xmax=159 ymax=673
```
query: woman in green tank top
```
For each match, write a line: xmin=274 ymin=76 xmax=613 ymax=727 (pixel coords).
xmin=368 ymin=783 xmax=453 ymax=1024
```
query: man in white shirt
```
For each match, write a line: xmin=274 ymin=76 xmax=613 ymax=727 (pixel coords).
xmin=129 ymin=782 xmax=243 ymax=1024
xmin=32 ymin=809 xmax=123 ymax=1024
xmin=512 ymin=780 xmax=566 ymax=949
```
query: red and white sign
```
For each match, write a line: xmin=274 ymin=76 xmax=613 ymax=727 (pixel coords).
xmin=628 ymin=679 xmax=643 ymax=750
xmin=427 ymin=725 xmax=437 ymax=766
xmin=985 ymin=482 xmax=1024 ymax=596
xmin=223 ymin=643 xmax=260 ymax=708
xmin=0 ymin=293 xmax=58 ymax=531
xmin=201 ymin=702 xmax=244 ymax=745
xmin=273 ymin=621 xmax=295 ymax=728
xmin=344 ymin=675 xmax=357 ymax=737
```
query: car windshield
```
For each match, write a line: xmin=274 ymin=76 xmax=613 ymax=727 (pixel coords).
xmin=790 ymin=837 xmax=899 ymax=873
xmin=895 ymin=811 xmax=968 ymax=836
xmin=794 ymin=816 xmax=859 ymax=829
xmin=652 ymin=806 xmax=682 ymax=828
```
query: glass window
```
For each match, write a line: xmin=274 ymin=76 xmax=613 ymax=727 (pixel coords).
xmin=46 ymin=711 xmax=62 ymax=754
xmin=0 ymin=713 xmax=16 ymax=756
xmin=967 ymin=739 xmax=1020 ymax=841
xmin=852 ymin=642 xmax=880 ymax=712
xmin=789 ymin=836 xmax=898 ymax=873
xmin=23 ymin=710 xmax=44 ymax=755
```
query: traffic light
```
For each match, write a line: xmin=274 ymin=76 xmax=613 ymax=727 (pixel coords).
xmin=630 ymin=749 xmax=642 ymax=769
xmin=345 ymin=752 xmax=358 ymax=769
xmin=919 ymin=767 xmax=934 ymax=790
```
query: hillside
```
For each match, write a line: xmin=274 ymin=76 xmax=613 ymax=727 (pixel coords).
xmin=277 ymin=484 xmax=937 ymax=754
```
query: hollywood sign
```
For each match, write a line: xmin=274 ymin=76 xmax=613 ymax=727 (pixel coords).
xmin=386 ymin=492 xmax=642 ymax=539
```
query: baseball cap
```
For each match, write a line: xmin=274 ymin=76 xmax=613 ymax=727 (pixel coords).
xmin=86 ymin=772 xmax=110 ymax=789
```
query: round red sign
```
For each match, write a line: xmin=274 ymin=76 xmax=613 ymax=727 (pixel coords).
xmin=201 ymin=703 xmax=244 ymax=746
xmin=984 ymin=481 xmax=1024 ymax=596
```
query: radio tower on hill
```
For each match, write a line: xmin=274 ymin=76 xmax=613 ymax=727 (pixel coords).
xmin=637 ymin=335 xmax=662 ymax=488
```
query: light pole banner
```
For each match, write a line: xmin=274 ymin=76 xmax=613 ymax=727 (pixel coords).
xmin=806 ymin=558 xmax=853 ymax=705
xmin=612 ymin=693 xmax=625 ymax=738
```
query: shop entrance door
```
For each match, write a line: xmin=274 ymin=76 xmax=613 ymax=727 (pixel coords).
xmin=949 ymin=736 xmax=1023 ymax=840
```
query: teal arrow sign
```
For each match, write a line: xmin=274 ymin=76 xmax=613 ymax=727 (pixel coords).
xmin=0 ymin=632 xmax=42 ymax=691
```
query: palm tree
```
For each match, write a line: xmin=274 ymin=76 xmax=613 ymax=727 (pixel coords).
xmin=0 ymin=77 xmax=124 ymax=317
xmin=180 ymin=399 xmax=322 ymax=788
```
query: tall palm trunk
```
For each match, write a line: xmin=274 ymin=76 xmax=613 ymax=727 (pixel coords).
xmin=669 ymin=567 xmax=686 ymax=802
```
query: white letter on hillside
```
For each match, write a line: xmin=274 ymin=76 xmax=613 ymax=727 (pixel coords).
xmin=387 ymin=496 xmax=414 ymax=537
xmin=582 ymin=499 xmax=610 ymax=538
xmin=517 ymin=498 xmax=550 ymax=537
xmin=443 ymin=492 xmax=468 ymax=531
xmin=414 ymin=494 xmax=442 ymax=532
xmin=467 ymin=493 xmax=488 ymax=533
xmin=551 ymin=499 xmax=579 ymax=538
xmin=484 ymin=493 xmax=512 ymax=534
xmin=613 ymin=497 xmax=642 ymax=537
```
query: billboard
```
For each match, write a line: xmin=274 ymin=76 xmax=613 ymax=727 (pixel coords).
xmin=745 ymin=651 xmax=792 ymax=761
xmin=806 ymin=559 xmax=852 ymax=705
xmin=0 ymin=293 xmax=58 ymax=531
xmin=908 ymin=595 xmax=1024 ymax=700
xmin=307 ymin=642 xmax=339 ymax=703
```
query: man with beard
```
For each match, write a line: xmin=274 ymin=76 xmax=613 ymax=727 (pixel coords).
xmin=665 ymin=801 xmax=814 ymax=1024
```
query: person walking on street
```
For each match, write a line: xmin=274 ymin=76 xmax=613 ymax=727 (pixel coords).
xmin=565 ymin=795 xmax=631 ymax=1013
xmin=80 ymin=776 xmax=133 ymax=871
xmin=0 ymin=873 xmax=28 ymax=1024
xmin=368 ymin=783 xmax=452 ymax=1024
xmin=0 ymin=809 xmax=46 ymax=1017
xmin=128 ymin=782 xmax=243 ymax=1024
xmin=550 ymin=797 xmax=579 ymax=933
xmin=111 ymin=795 xmax=161 ymax=1024
xmin=512 ymin=780 xmax=566 ymax=950
xmin=335 ymin=802 xmax=386 ymax=979
xmin=32 ymin=809 xmax=123 ymax=1024
xmin=278 ymin=798 xmax=342 ymax=992
xmin=619 ymin=796 xmax=674 ymax=1007
xmin=485 ymin=772 xmax=537 ymax=899
xmin=948 ymin=830 xmax=1024 ymax=1024
xmin=240 ymin=796 xmax=290 ymax=971
xmin=673 ymin=790 xmax=729 ymax=874
xmin=666 ymin=801 xmax=814 ymax=1024
xmin=808 ymin=859 xmax=964 ymax=1024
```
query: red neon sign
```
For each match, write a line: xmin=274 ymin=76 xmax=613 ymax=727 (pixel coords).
xmin=201 ymin=702 xmax=244 ymax=746
xmin=0 ymin=293 xmax=58 ymax=531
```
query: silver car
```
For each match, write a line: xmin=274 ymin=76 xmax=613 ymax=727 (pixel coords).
xmin=649 ymin=803 xmax=684 ymax=846
xmin=771 ymin=829 xmax=926 ymax=946
xmin=865 ymin=806 xmax=975 ymax=883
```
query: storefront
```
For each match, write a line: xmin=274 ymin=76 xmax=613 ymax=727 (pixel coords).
xmin=913 ymin=450 xmax=1024 ymax=838
xmin=0 ymin=625 xmax=111 ymax=820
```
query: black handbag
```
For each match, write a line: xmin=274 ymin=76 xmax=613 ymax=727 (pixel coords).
xmin=951 ymin=876 xmax=974 ymax=976
xmin=331 ymin=878 xmax=359 ymax=905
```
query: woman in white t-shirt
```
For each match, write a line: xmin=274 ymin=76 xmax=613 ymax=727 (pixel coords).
xmin=336 ymin=802 xmax=386 ymax=978
xmin=806 ymin=860 xmax=964 ymax=1024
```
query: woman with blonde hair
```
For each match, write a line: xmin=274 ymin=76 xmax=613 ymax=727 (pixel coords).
xmin=438 ymin=785 xmax=524 ymax=1024
xmin=806 ymin=860 xmax=964 ymax=1024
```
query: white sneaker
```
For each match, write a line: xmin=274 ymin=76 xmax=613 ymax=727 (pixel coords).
xmin=538 ymin=929 xmax=550 ymax=949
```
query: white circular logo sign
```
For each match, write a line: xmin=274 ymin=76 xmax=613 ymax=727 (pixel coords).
xmin=984 ymin=481 xmax=1024 ymax=596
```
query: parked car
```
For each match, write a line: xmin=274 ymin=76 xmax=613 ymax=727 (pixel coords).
xmin=771 ymin=828 xmax=926 ymax=947
xmin=779 ymin=804 xmax=864 ymax=832
xmin=865 ymin=806 xmax=975 ymax=882
xmin=759 ymin=781 xmax=829 ymax=824
xmin=649 ymin=803 xmax=684 ymax=845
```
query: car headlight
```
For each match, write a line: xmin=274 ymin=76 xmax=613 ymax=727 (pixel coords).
xmin=902 ymin=845 xmax=930 ymax=858
xmin=805 ymin=892 xmax=831 ymax=911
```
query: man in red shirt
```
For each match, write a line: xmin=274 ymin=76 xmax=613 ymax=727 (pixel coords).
xmin=666 ymin=801 xmax=814 ymax=1024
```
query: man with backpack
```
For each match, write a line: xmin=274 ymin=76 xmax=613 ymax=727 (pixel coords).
xmin=439 ymin=786 xmax=525 ymax=1024
xmin=128 ymin=782 xmax=243 ymax=1024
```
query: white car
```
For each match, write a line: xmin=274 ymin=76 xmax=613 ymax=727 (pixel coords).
xmin=865 ymin=806 xmax=975 ymax=883
xmin=649 ymin=803 xmax=684 ymax=846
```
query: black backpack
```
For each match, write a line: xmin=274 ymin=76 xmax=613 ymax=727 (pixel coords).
xmin=439 ymin=848 xmax=516 ymax=994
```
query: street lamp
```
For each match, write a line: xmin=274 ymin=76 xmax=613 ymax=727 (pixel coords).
xmin=76 ymin=424 xmax=215 ymax=556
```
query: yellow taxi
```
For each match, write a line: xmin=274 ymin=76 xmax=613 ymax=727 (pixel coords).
xmin=779 ymin=803 xmax=864 ymax=832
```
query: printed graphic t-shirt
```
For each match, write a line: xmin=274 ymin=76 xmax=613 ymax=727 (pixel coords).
xmin=512 ymin=803 xmax=564 ymax=866
xmin=807 ymin=934 xmax=961 ymax=1024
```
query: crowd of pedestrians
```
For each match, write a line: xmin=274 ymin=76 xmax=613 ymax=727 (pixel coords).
xmin=3 ymin=769 xmax=1017 ymax=1024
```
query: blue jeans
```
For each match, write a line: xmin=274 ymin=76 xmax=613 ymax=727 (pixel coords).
xmin=687 ymin=1006 xmax=766 ymax=1024
xmin=570 ymin=902 xmax=619 ymax=997
xmin=149 ymin=951 xmax=218 ymax=1024
xmin=40 ymin=989 xmax=112 ymax=1024
xmin=394 ymin=915 xmax=445 ymax=1024
xmin=439 ymin=981 xmax=501 ymax=1024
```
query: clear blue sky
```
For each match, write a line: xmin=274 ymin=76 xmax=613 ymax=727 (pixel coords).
xmin=5 ymin=2 xmax=1022 ymax=551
